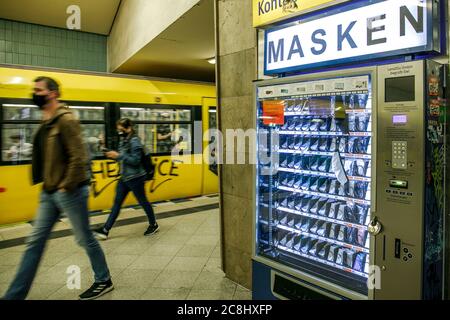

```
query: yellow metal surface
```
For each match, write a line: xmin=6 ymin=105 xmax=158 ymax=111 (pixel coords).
xmin=253 ymin=0 xmax=349 ymax=27
xmin=0 ymin=66 xmax=217 ymax=226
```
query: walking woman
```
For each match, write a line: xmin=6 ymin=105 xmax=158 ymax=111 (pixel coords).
xmin=94 ymin=118 xmax=159 ymax=240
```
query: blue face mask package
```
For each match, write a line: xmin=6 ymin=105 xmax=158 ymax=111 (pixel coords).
xmin=293 ymin=174 xmax=302 ymax=189
xmin=309 ymin=119 xmax=321 ymax=131
xmin=318 ymin=198 xmax=330 ymax=216
xmin=287 ymin=196 xmax=296 ymax=209
xmin=318 ymin=177 xmax=330 ymax=193
xmin=356 ymin=228 xmax=367 ymax=247
xmin=353 ymin=252 xmax=366 ymax=272
xmin=354 ymin=205 xmax=369 ymax=225
xmin=286 ymin=100 xmax=295 ymax=112
xmin=336 ymin=248 xmax=345 ymax=265
xmin=309 ymin=137 xmax=319 ymax=151
xmin=317 ymin=222 xmax=329 ymax=237
xmin=308 ymin=240 xmax=323 ymax=256
xmin=293 ymin=155 xmax=302 ymax=169
xmin=337 ymin=225 xmax=347 ymax=242
xmin=318 ymin=138 xmax=330 ymax=152
xmin=344 ymin=250 xmax=356 ymax=268
xmin=294 ymin=136 xmax=303 ymax=150
xmin=281 ymin=119 xmax=290 ymax=130
xmin=309 ymin=220 xmax=320 ymax=234
xmin=293 ymin=236 xmax=303 ymax=251
xmin=300 ymin=176 xmax=310 ymax=191
xmin=300 ymin=137 xmax=310 ymax=151
xmin=287 ymin=214 xmax=296 ymax=227
xmin=294 ymin=99 xmax=304 ymax=112
xmin=300 ymin=237 xmax=311 ymax=254
xmin=300 ymin=217 xmax=312 ymax=233
xmin=286 ymin=174 xmax=295 ymax=187
xmin=327 ymin=244 xmax=339 ymax=262
xmin=357 ymin=94 xmax=368 ymax=109
xmin=310 ymin=177 xmax=320 ymax=192
xmin=295 ymin=216 xmax=304 ymax=230
xmin=336 ymin=203 xmax=346 ymax=220
xmin=337 ymin=182 xmax=346 ymax=196
xmin=279 ymin=211 xmax=288 ymax=225
xmin=329 ymin=137 xmax=337 ymax=152
xmin=354 ymin=181 xmax=368 ymax=199
xmin=329 ymin=223 xmax=338 ymax=238
xmin=356 ymin=114 xmax=370 ymax=131
xmin=348 ymin=113 xmax=356 ymax=132
xmin=310 ymin=196 xmax=322 ymax=214
xmin=301 ymin=118 xmax=311 ymax=131
xmin=328 ymin=180 xmax=338 ymax=195
xmin=288 ymin=117 xmax=299 ymax=131
xmin=329 ymin=118 xmax=337 ymax=132
xmin=310 ymin=156 xmax=320 ymax=171
xmin=300 ymin=156 xmax=311 ymax=170
xmin=295 ymin=196 xmax=303 ymax=211
xmin=301 ymin=196 xmax=313 ymax=213
xmin=347 ymin=227 xmax=358 ymax=245
xmin=285 ymin=233 xmax=295 ymax=248
xmin=319 ymin=118 xmax=331 ymax=131
xmin=338 ymin=137 xmax=347 ymax=153
xmin=346 ymin=95 xmax=355 ymax=109
xmin=318 ymin=243 xmax=331 ymax=259
xmin=288 ymin=155 xmax=296 ymax=168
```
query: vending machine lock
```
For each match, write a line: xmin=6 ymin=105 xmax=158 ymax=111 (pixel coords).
xmin=368 ymin=216 xmax=383 ymax=236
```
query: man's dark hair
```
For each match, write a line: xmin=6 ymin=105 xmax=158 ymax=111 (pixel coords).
xmin=34 ymin=76 xmax=60 ymax=94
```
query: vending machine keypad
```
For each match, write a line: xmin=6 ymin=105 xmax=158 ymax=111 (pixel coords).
xmin=392 ymin=141 xmax=407 ymax=169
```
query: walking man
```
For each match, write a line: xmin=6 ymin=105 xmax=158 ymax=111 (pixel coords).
xmin=2 ymin=76 xmax=113 ymax=300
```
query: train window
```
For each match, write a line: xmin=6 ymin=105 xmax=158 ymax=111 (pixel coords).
xmin=68 ymin=106 xmax=105 ymax=121
xmin=120 ymin=107 xmax=191 ymax=122
xmin=82 ymin=124 xmax=106 ymax=158
xmin=1 ymin=123 xmax=38 ymax=162
xmin=2 ymin=103 xmax=41 ymax=121
xmin=134 ymin=123 xmax=192 ymax=155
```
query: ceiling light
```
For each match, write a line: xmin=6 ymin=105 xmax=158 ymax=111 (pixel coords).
xmin=207 ymin=58 xmax=216 ymax=65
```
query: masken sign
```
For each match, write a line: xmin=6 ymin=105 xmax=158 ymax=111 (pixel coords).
xmin=265 ymin=0 xmax=435 ymax=74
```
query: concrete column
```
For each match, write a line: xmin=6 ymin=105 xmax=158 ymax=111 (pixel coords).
xmin=216 ymin=0 xmax=257 ymax=289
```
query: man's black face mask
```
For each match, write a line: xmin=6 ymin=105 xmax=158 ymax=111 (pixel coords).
xmin=32 ymin=93 xmax=49 ymax=110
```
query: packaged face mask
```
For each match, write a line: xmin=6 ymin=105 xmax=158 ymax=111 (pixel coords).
xmin=317 ymin=178 xmax=328 ymax=194
xmin=318 ymin=198 xmax=330 ymax=216
xmin=288 ymin=155 xmax=296 ymax=168
xmin=328 ymin=202 xmax=340 ymax=219
xmin=329 ymin=137 xmax=337 ymax=152
xmin=308 ymin=240 xmax=320 ymax=256
xmin=309 ymin=197 xmax=321 ymax=214
xmin=354 ymin=181 xmax=368 ymax=199
xmin=336 ymin=204 xmax=346 ymax=220
xmin=310 ymin=157 xmax=320 ymax=171
xmin=337 ymin=225 xmax=347 ymax=242
xmin=301 ymin=196 xmax=312 ymax=213
xmin=338 ymin=183 xmax=346 ymax=196
xmin=353 ymin=252 xmax=366 ymax=272
xmin=281 ymin=136 xmax=289 ymax=149
xmin=355 ymin=137 xmax=369 ymax=154
xmin=301 ymin=118 xmax=311 ymax=131
xmin=295 ymin=216 xmax=304 ymax=230
xmin=328 ymin=180 xmax=338 ymax=195
xmin=280 ymin=195 xmax=289 ymax=208
xmin=356 ymin=228 xmax=367 ymax=247
xmin=346 ymin=95 xmax=355 ymax=109
xmin=309 ymin=137 xmax=319 ymax=151
xmin=300 ymin=138 xmax=310 ymax=151
xmin=294 ymin=100 xmax=304 ymax=112
xmin=288 ymin=117 xmax=299 ymax=130
xmin=293 ymin=175 xmax=302 ymax=189
xmin=357 ymin=94 xmax=368 ymax=109
xmin=318 ymin=243 xmax=331 ymax=259
xmin=285 ymin=233 xmax=295 ymax=248
xmin=357 ymin=114 xmax=370 ymax=131
xmin=309 ymin=220 xmax=320 ymax=234
xmin=348 ymin=113 xmax=356 ymax=132
xmin=293 ymin=236 xmax=303 ymax=251
xmin=336 ymin=248 xmax=345 ymax=265
xmin=301 ymin=176 xmax=311 ymax=191
xmin=336 ymin=118 xmax=348 ymax=133
xmin=318 ymin=157 xmax=331 ymax=173
xmin=309 ymin=119 xmax=321 ymax=131
xmin=294 ymin=196 xmax=303 ymax=211
xmin=327 ymin=245 xmax=339 ymax=262
xmin=344 ymin=159 xmax=353 ymax=176
xmin=285 ymin=100 xmax=294 ymax=112
xmin=278 ymin=232 xmax=289 ymax=246
xmin=293 ymin=155 xmax=302 ymax=169
xmin=329 ymin=118 xmax=337 ymax=132
xmin=354 ymin=205 xmax=368 ymax=225
xmin=293 ymin=136 xmax=303 ymax=150
xmin=286 ymin=175 xmax=295 ymax=187
xmin=317 ymin=222 xmax=329 ymax=237
xmin=279 ymin=212 xmax=288 ymax=225
xmin=318 ymin=138 xmax=329 ymax=151
xmin=329 ymin=223 xmax=338 ymax=238
xmin=300 ymin=237 xmax=311 ymax=254
xmin=300 ymin=217 xmax=311 ymax=232
xmin=344 ymin=205 xmax=357 ymax=224
xmin=310 ymin=177 xmax=320 ymax=192
xmin=347 ymin=227 xmax=357 ymax=244
xmin=344 ymin=250 xmax=356 ymax=268
xmin=300 ymin=156 xmax=310 ymax=170
xmin=288 ymin=196 xmax=296 ymax=209
xmin=281 ymin=119 xmax=289 ymax=130
xmin=338 ymin=137 xmax=347 ymax=153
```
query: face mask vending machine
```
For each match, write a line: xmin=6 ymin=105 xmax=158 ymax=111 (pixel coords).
xmin=252 ymin=0 xmax=447 ymax=300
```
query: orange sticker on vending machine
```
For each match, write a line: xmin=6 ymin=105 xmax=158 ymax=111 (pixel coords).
xmin=262 ymin=100 xmax=285 ymax=125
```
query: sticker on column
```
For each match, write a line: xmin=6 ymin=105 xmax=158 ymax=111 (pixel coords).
xmin=332 ymin=152 xmax=348 ymax=185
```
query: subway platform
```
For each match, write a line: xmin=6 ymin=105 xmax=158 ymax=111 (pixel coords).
xmin=0 ymin=195 xmax=251 ymax=300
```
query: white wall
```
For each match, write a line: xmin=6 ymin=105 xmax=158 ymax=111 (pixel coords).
xmin=108 ymin=0 xmax=201 ymax=72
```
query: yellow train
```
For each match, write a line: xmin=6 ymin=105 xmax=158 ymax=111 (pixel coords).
xmin=0 ymin=66 xmax=218 ymax=226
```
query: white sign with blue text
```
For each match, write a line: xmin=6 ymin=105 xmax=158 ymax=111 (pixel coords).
xmin=265 ymin=0 xmax=432 ymax=74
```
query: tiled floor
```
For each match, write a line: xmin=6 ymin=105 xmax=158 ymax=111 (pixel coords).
xmin=0 ymin=196 xmax=252 ymax=300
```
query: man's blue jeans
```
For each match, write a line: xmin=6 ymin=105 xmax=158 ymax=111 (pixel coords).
xmin=3 ymin=185 xmax=111 ymax=300
xmin=104 ymin=176 xmax=156 ymax=231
